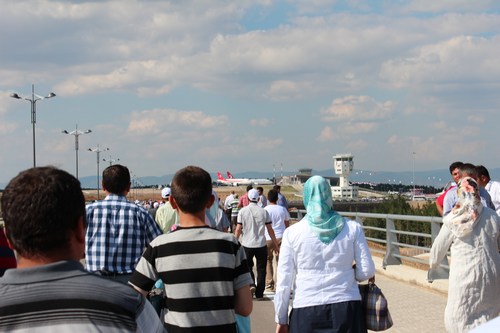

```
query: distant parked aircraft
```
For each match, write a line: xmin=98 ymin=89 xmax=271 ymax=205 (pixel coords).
xmin=216 ymin=172 xmax=252 ymax=186
xmin=227 ymin=171 xmax=274 ymax=185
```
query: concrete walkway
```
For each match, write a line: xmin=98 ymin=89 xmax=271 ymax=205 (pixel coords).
xmin=250 ymin=255 xmax=449 ymax=332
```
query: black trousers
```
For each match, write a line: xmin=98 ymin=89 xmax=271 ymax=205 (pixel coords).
xmin=289 ymin=300 xmax=367 ymax=333
xmin=243 ymin=245 xmax=267 ymax=298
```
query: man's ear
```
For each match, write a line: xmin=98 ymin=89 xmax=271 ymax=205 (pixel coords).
xmin=169 ymin=196 xmax=178 ymax=210
xmin=75 ymin=216 xmax=86 ymax=244
xmin=2 ymin=227 xmax=15 ymax=251
xmin=206 ymin=194 xmax=215 ymax=208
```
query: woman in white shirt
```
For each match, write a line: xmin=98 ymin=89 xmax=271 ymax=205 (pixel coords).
xmin=274 ymin=176 xmax=375 ymax=333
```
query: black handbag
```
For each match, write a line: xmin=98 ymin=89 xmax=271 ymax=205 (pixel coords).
xmin=358 ymin=281 xmax=393 ymax=331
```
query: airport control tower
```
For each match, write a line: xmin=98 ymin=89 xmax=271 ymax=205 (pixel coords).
xmin=332 ymin=153 xmax=358 ymax=200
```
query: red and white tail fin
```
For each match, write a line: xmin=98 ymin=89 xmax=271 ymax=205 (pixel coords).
xmin=227 ymin=171 xmax=234 ymax=179
xmin=217 ymin=172 xmax=226 ymax=180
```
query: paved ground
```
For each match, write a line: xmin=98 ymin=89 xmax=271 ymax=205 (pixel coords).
xmin=250 ymin=269 xmax=448 ymax=332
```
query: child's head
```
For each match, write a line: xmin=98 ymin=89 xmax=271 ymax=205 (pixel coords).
xmin=171 ymin=165 xmax=213 ymax=214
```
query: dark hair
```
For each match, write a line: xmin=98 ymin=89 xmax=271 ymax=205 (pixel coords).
xmin=476 ymin=165 xmax=490 ymax=180
xmin=246 ymin=184 xmax=253 ymax=192
xmin=267 ymin=189 xmax=278 ymax=203
xmin=171 ymin=166 xmax=212 ymax=214
xmin=459 ymin=163 xmax=478 ymax=178
xmin=1 ymin=167 xmax=85 ymax=258
xmin=273 ymin=185 xmax=281 ymax=192
xmin=449 ymin=161 xmax=463 ymax=174
xmin=102 ymin=164 xmax=130 ymax=194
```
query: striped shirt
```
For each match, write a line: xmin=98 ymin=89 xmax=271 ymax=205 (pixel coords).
xmin=85 ymin=194 xmax=162 ymax=273
xmin=130 ymin=226 xmax=253 ymax=333
xmin=0 ymin=260 xmax=164 ymax=333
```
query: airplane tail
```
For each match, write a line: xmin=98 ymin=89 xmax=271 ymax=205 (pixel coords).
xmin=227 ymin=171 xmax=234 ymax=179
xmin=217 ymin=172 xmax=226 ymax=180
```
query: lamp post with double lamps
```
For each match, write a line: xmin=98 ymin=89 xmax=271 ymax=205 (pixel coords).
xmin=10 ymin=84 xmax=56 ymax=167
xmin=88 ymin=145 xmax=109 ymax=200
xmin=103 ymin=155 xmax=120 ymax=167
xmin=62 ymin=124 xmax=92 ymax=180
xmin=412 ymin=151 xmax=416 ymax=198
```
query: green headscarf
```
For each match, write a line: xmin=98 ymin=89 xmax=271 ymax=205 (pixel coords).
xmin=303 ymin=175 xmax=345 ymax=244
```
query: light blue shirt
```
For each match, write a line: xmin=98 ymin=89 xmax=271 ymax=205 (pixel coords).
xmin=443 ymin=186 xmax=495 ymax=216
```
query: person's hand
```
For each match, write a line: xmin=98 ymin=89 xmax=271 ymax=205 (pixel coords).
xmin=276 ymin=323 xmax=289 ymax=333
xmin=273 ymin=241 xmax=280 ymax=254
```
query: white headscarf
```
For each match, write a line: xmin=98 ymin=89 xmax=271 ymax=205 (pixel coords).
xmin=443 ymin=177 xmax=483 ymax=238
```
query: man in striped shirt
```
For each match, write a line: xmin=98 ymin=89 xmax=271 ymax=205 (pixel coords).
xmin=0 ymin=167 xmax=164 ymax=332
xmin=85 ymin=164 xmax=162 ymax=283
xmin=130 ymin=166 xmax=253 ymax=332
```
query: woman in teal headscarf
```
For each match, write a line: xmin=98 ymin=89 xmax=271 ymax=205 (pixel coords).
xmin=274 ymin=176 xmax=375 ymax=333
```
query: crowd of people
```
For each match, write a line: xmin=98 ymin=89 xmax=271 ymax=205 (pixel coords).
xmin=0 ymin=161 xmax=498 ymax=332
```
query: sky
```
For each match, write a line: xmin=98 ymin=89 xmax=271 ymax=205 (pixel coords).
xmin=1 ymin=0 xmax=500 ymax=185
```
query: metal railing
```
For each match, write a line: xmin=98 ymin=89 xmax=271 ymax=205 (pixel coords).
xmin=290 ymin=210 xmax=449 ymax=281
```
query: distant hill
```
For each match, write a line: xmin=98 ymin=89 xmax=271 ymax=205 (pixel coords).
xmin=4 ymin=167 xmax=500 ymax=190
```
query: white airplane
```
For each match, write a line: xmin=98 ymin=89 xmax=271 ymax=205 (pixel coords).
xmin=216 ymin=172 xmax=252 ymax=186
xmin=227 ymin=171 xmax=274 ymax=185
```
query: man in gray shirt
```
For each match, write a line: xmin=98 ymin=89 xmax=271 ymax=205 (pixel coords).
xmin=0 ymin=167 xmax=163 ymax=332
xmin=235 ymin=188 xmax=279 ymax=299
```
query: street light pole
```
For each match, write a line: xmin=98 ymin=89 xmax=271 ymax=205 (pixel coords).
xmin=10 ymin=84 xmax=56 ymax=167
xmin=412 ymin=151 xmax=416 ymax=198
xmin=88 ymin=145 xmax=109 ymax=200
xmin=62 ymin=124 xmax=92 ymax=180
xmin=103 ymin=155 xmax=120 ymax=167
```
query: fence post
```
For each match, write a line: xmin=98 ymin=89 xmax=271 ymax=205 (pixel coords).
xmin=383 ymin=217 xmax=401 ymax=268
xmin=354 ymin=213 xmax=363 ymax=226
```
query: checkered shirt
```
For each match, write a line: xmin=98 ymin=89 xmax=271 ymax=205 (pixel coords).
xmin=85 ymin=194 xmax=162 ymax=274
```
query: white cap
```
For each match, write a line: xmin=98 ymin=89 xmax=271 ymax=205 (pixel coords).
xmin=153 ymin=202 xmax=159 ymax=208
xmin=248 ymin=188 xmax=259 ymax=202
xmin=161 ymin=187 xmax=171 ymax=199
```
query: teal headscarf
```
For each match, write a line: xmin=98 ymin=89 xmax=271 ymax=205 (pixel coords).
xmin=303 ymin=175 xmax=345 ymax=244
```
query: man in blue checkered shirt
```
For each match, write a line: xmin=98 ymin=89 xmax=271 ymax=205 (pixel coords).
xmin=85 ymin=164 xmax=162 ymax=283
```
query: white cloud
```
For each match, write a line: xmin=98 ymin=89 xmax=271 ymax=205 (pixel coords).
xmin=264 ymin=80 xmax=309 ymax=100
xmin=346 ymin=139 xmax=368 ymax=151
xmin=431 ymin=121 xmax=447 ymax=130
xmin=467 ymin=114 xmax=485 ymax=124
xmin=380 ymin=35 xmax=500 ymax=89
xmin=250 ymin=118 xmax=270 ymax=127
xmin=127 ymin=109 xmax=229 ymax=136
xmin=340 ymin=122 xmax=378 ymax=134
xmin=400 ymin=0 xmax=499 ymax=13
xmin=317 ymin=126 xmax=336 ymax=142
xmin=0 ymin=122 xmax=17 ymax=135
xmin=321 ymin=95 xmax=394 ymax=123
